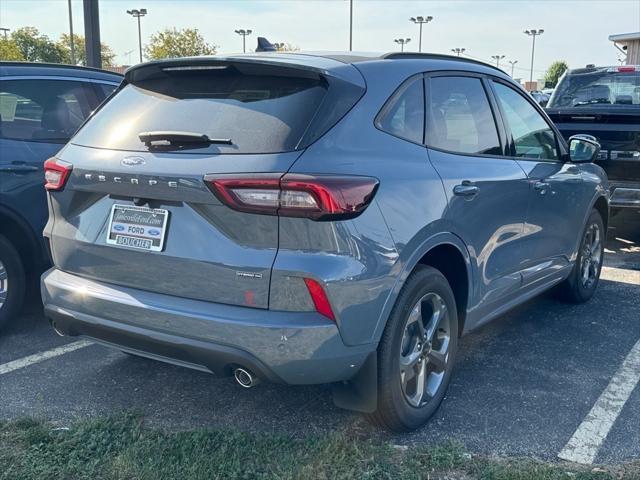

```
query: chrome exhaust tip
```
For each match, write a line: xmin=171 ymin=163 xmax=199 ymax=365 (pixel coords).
xmin=234 ymin=367 xmax=259 ymax=388
xmin=51 ymin=322 xmax=66 ymax=337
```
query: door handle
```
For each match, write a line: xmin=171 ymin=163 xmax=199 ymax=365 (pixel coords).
xmin=453 ymin=182 xmax=479 ymax=198
xmin=0 ymin=164 xmax=39 ymax=173
xmin=533 ymin=181 xmax=550 ymax=194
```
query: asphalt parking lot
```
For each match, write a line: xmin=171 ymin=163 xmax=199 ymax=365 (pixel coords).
xmin=1 ymin=211 xmax=639 ymax=466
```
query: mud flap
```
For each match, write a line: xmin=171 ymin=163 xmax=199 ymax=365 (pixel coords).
xmin=331 ymin=351 xmax=378 ymax=413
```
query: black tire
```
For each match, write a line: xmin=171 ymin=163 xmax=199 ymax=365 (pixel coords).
xmin=368 ymin=265 xmax=458 ymax=432
xmin=557 ymin=209 xmax=605 ymax=304
xmin=0 ymin=234 xmax=26 ymax=331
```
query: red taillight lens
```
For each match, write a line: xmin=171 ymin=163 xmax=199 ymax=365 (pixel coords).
xmin=204 ymin=173 xmax=379 ymax=221
xmin=617 ymin=66 xmax=637 ymax=73
xmin=44 ymin=158 xmax=73 ymax=191
xmin=303 ymin=278 xmax=336 ymax=321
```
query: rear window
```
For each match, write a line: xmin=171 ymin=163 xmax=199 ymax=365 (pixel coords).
xmin=549 ymin=69 xmax=640 ymax=108
xmin=71 ymin=68 xmax=328 ymax=154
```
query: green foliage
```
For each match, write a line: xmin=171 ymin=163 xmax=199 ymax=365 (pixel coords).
xmin=545 ymin=60 xmax=570 ymax=87
xmin=10 ymin=27 xmax=66 ymax=63
xmin=0 ymin=38 xmax=25 ymax=61
xmin=57 ymin=33 xmax=116 ymax=67
xmin=144 ymin=28 xmax=217 ymax=60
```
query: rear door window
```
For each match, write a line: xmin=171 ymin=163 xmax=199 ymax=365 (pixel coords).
xmin=71 ymin=68 xmax=329 ymax=154
xmin=376 ymin=76 xmax=424 ymax=144
xmin=493 ymin=82 xmax=559 ymax=161
xmin=426 ymin=76 xmax=501 ymax=155
xmin=0 ymin=79 xmax=100 ymax=143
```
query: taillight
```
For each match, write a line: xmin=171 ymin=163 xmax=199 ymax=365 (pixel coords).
xmin=617 ymin=66 xmax=637 ymax=73
xmin=303 ymin=278 xmax=336 ymax=321
xmin=44 ymin=158 xmax=73 ymax=191
xmin=204 ymin=173 xmax=379 ymax=221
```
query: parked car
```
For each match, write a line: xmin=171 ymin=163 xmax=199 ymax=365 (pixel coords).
xmin=0 ymin=62 xmax=121 ymax=329
xmin=41 ymin=52 xmax=607 ymax=432
xmin=530 ymin=89 xmax=550 ymax=107
xmin=547 ymin=65 xmax=640 ymax=214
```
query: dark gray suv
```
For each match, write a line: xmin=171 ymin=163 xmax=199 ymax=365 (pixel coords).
xmin=41 ymin=52 xmax=608 ymax=431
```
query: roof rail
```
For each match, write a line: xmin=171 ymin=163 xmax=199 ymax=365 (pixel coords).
xmin=382 ymin=52 xmax=504 ymax=74
xmin=0 ymin=61 xmax=123 ymax=76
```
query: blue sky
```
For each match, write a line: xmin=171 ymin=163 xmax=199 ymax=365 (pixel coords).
xmin=1 ymin=0 xmax=638 ymax=79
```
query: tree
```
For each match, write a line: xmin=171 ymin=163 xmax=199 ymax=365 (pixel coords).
xmin=0 ymin=38 xmax=25 ymax=61
xmin=145 ymin=28 xmax=217 ymax=60
xmin=544 ymin=60 xmax=569 ymax=87
xmin=58 ymin=33 xmax=116 ymax=67
xmin=11 ymin=27 xmax=66 ymax=63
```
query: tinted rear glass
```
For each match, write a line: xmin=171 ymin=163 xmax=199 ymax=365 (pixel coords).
xmin=549 ymin=70 xmax=640 ymax=108
xmin=71 ymin=68 xmax=328 ymax=154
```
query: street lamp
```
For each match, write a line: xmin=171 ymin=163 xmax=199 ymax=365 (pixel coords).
xmin=0 ymin=27 xmax=9 ymax=40
xmin=126 ymin=8 xmax=147 ymax=63
xmin=524 ymin=29 xmax=544 ymax=84
xmin=235 ymin=29 xmax=252 ymax=53
xmin=349 ymin=0 xmax=353 ymax=51
xmin=508 ymin=60 xmax=518 ymax=77
xmin=409 ymin=15 xmax=433 ymax=53
xmin=451 ymin=47 xmax=466 ymax=57
xmin=491 ymin=55 xmax=505 ymax=68
xmin=67 ymin=0 xmax=75 ymax=64
xmin=394 ymin=38 xmax=411 ymax=52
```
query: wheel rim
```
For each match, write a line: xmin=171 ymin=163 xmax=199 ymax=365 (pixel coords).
xmin=0 ymin=260 xmax=7 ymax=310
xmin=580 ymin=222 xmax=602 ymax=289
xmin=399 ymin=292 xmax=451 ymax=408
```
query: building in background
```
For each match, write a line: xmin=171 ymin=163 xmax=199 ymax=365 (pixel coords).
xmin=609 ymin=32 xmax=640 ymax=65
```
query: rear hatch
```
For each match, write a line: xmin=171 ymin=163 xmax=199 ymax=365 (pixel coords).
xmin=547 ymin=66 xmax=640 ymax=182
xmin=46 ymin=56 xmax=365 ymax=308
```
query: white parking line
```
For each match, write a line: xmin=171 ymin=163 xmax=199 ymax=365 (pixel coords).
xmin=558 ymin=338 xmax=640 ymax=464
xmin=0 ymin=340 xmax=93 ymax=375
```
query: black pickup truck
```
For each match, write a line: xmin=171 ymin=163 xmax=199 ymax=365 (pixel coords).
xmin=547 ymin=65 xmax=640 ymax=213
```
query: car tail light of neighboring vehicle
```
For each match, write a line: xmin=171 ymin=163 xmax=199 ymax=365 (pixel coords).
xmin=44 ymin=158 xmax=73 ymax=191
xmin=204 ymin=173 xmax=379 ymax=221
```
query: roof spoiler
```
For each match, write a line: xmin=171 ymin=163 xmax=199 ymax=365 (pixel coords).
xmin=256 ymin=37 xmax=277 ymax=52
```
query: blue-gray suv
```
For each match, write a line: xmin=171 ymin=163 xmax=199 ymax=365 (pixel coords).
xmin=41 ymin=52 xmax=608 ymax=431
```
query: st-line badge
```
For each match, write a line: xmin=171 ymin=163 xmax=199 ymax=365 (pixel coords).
xmin=106 ymin=204 xmax=169 ymax=252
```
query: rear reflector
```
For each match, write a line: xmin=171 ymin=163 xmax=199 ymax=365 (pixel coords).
xmin=204 ymin=173 xmax=379 ymax=221
xmin=44 ymin=158 xmax=73 ymax=191
xmin=303 ymin=278 xmax=336 ymax=321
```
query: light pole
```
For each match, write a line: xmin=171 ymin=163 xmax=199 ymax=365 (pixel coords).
xmin=394 ymin=38 xmax=411 ymax=52
xmin=451 ymin=47 xmax=465 ymax=57
xmin=524 ymin=29 xmax=544 ymax=85
xmin=409 ymin=15 xmax=433 ymax=53
xmin=235 ymin=29 xmax=252 ymax=53
xmin=67 ymin=0 xmax=75 ymax=64
xmin=349 ymin=0 xmax=353 ymax=51
xmin=491 ymin=55 xmax=505 ymax=68
xmin=508 ymin=60 xmax=518 ymax=77
xmin=127 ymin=8 xmax=147 ymax=63
xmin=124 ymin=49 xmax=134 ymax=64
xmin=0 ymin=27 xmax=9 ymax=40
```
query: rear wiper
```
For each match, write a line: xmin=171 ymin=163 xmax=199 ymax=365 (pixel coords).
xmin=139 ymin=131 xmax=233 ymax=147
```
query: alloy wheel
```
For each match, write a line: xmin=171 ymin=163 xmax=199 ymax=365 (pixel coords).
xmin=399 ymin=292 xmax=451 ymax=407
xmin=580 ymin=222 xmax=602 ymax=289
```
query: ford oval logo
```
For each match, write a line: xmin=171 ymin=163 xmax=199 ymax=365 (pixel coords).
xmin=148 ymin=229 xmax=161 ymax=236
xmin=113 ymin=225 xmax=125 ymax=232
xmin=121 ymin=156 xmax=146 ymax=167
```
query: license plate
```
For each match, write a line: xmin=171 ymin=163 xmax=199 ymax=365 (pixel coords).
xmin=106 ymin=204 xmax=169 ymax=252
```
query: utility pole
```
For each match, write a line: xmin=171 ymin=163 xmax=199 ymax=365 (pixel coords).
xmin=491 ymin=54 xmax=505 ymax=68
xmin=524 ymin=29 xmax=544 ymax=84
xmin=235 ymin=29 xmax=252 ymax=53
xmin=0 ymin=28 xmax=9 ymax=40
xmin=451 ymin=47 xmax=465 ymax=57
xmin=127 ymin=8 xmax=147 ymax=63
xmin=409 ymin=16 xmax=433 ymax=53
xmin=349 ymin=0 xmax=353 ymax=51
xmin=394 ymin=38 xmax=411 ymax=52
xmin=68 ymin=0 xmax=75 ymax=64
xmin=508 ymin=59 xmax=518 ymax=77
xmin=83 ymin=0 xmax=101 ymax=68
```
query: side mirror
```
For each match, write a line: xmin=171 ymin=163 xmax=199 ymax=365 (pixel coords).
xmin=568 ymin=134 xmax=600 ymax=163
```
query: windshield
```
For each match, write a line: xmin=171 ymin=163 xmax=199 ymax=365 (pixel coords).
xmin=71 ymin=68 xmax=328 ymax=154
xmin=548 ymin=69 xmax=640 ymax=108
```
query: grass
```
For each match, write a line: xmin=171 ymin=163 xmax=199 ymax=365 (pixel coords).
xmin=0 ymin=413 xmax=638 ymax=480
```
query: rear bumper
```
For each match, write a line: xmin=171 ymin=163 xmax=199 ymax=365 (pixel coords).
xmin=41 ymin=268 xmax=374 ymax=385
xmin=610 ymin=182 xmax=640 ymax=208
